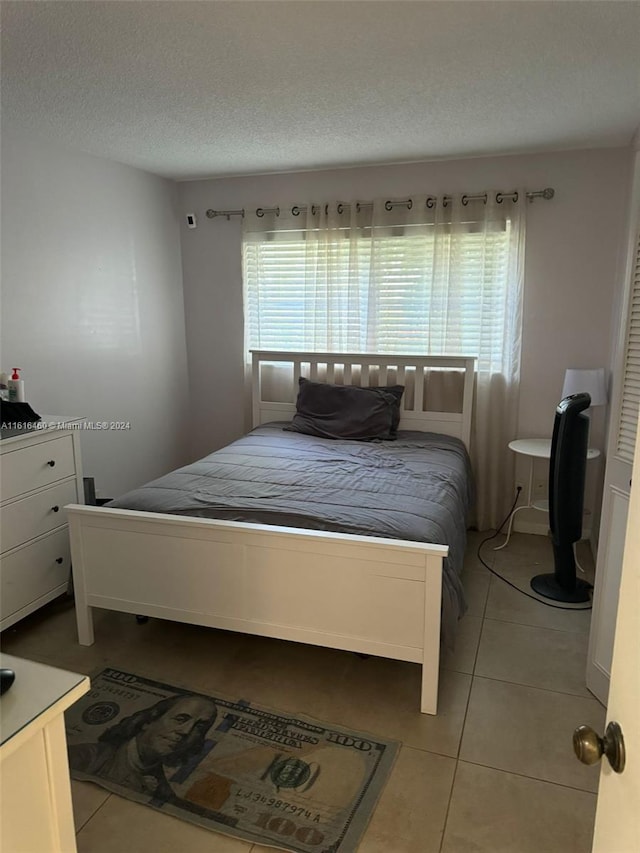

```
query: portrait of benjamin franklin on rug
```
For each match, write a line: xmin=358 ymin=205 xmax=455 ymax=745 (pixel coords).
xmin=68 ymin=694 xmax=218 ymax=802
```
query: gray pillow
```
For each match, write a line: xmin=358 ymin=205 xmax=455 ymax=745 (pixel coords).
xmin=285 ymin=378 xmax=405 ymax=441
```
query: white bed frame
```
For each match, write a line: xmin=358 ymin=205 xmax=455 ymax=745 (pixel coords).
xmin=67 ymin=351 xmax=475 ymax=714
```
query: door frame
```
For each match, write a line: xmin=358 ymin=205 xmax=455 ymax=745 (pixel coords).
xmin=586 ymin=149 xmax=640 ymax=704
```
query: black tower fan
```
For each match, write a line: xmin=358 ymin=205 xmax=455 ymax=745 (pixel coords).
xmin=530 ymin=393 xmax=592 ymax=603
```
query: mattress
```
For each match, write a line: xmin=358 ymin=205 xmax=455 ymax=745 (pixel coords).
xmin=108 ymin=423 xmax=474 ymax=646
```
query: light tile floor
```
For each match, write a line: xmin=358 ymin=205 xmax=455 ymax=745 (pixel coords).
xmin=1 ymin=532 xmax=602 ymax=853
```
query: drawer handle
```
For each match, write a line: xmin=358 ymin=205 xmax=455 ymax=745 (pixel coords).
xmin=47 ymin=460 xmax=56 ymax=467
xmin=56 ymin=557 xmax=64 ymax=564
xmin=51 ymin=505 xmax=60 ymax=513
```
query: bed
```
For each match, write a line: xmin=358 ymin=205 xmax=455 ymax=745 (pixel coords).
xmin=66 ymin=351 xmax=475 ymax=714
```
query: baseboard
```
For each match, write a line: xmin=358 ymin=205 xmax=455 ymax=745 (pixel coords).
xmin=513 ymin=518 xmax=592 ymax=539
xmin=513 ymin=518 xmax=549 ymax=536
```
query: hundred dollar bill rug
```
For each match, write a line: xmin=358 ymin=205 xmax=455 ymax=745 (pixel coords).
xmin=65 ymin=667 xmax=400 ymax=853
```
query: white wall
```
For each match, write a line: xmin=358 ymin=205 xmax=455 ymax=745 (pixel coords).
xmin=178 ymin=147 xmax=632 ymax=530
xmin=1 ymin=130 xmax=190 ymax=498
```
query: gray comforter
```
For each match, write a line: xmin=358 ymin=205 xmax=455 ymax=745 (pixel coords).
xmin=108 ymin=423 xmax=473 ymax=647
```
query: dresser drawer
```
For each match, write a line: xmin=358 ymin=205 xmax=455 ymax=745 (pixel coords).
xmin=1 ymin=435 xmax=76 ymax=501
xmin=0 ymin=529 xmax=71 ymax=622
xmin=1 ymin=480 xmax=78 ymax=555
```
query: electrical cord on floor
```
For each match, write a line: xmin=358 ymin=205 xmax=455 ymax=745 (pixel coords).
xmin=476 ymin=486 xmax=593 ymax=611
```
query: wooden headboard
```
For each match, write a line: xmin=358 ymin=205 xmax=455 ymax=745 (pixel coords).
xmin=251 ymin=350 xmax=476 ymax=449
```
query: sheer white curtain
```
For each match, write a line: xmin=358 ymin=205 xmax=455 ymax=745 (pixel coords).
xmin=243 ymin=193 xmax=525 ymax=529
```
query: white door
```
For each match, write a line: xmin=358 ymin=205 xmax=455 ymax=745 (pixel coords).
xmin=587 ymin=163 xmax=640 ymax=704
xmin=588 ymin=418 xmax=640 ymax=852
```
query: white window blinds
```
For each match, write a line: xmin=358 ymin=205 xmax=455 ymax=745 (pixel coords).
xmin=616 ymin=227 xmax=640 ymax=463
xmin=243 ymin=223 xmax=511 ymax=370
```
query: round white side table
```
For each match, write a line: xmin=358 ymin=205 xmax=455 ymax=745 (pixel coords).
xmin=495 ymin=438 xmax=600 ymax=551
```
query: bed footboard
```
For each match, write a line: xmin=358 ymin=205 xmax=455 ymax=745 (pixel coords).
xmin=67 ymin=505 xmax=447 ymax=714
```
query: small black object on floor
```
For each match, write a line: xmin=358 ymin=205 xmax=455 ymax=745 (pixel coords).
xmin=0 ymin=668 xmax=15 ymax=695
xmin=530 ymin=571 xmax=592 ymax=603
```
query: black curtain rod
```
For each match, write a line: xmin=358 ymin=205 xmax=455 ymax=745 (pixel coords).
xmin=205 ymin=187 xmax=554 ymax=220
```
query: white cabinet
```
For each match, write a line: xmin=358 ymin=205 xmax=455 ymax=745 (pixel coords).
xmin=1 ymin=418 xmax=84 ymax=630
xmin=0 ymin=654 xmax=90 ymax=853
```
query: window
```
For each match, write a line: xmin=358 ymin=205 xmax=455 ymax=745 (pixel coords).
xmin=243 ymin=220 xmax=512 ymax=373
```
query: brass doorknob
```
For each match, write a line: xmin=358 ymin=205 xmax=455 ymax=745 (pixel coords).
xmin=573 ymin=721 xmax=625 ymax=773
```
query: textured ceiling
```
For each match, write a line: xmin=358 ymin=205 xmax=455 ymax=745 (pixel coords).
xmin=2 ymin=1 xmax=639 ymax=181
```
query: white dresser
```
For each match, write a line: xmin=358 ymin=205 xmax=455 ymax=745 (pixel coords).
xmin=1 ymin=417 xmax=84 ymax=631
xmin=0 ymin=654 xmax=90 ymax=853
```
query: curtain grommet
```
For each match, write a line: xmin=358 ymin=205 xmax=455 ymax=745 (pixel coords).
xmin=292 ymin=206 xmax=300 ymax=216
xmin=385 ymin=199 xmax=412 ymax=211
xmin=426 ymin=197 xmax=436 ymax=209
xmin=256 ymin=208 xmax=265 ymax=217
xmin=461 ymin=195 xmax=468 ymax=206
